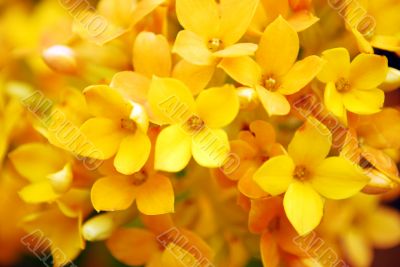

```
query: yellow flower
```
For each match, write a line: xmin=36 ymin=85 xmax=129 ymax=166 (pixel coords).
xmin=220 ymin=16 xmax=324 ymax=116
xmin=173 ymin=0 xmax=259 ymax=66
xmin=318 ymin=48 xmax=388 ymax=118
xmin=9 ymin=143 xmax=73 ymax=203
xmin=90 ymin=160 xmax=175 ymax=215
xmin=254 ymin=117 xmax=369 ymax=235
xmin=148 ymin=77 xmax=239 ymax=172
xmin=249 ymin=0 xmax=319 ymax=35
xmin=21 ymin=205 xmax=85 ymax=267
xmin=79 ymin=85 xmax=151 ymax=175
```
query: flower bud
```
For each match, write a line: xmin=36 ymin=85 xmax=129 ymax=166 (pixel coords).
xmin=42 ymin=45 xmax=78 ymax=74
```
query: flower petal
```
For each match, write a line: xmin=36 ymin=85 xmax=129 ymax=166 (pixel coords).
xmin=213 ymin=43 xmax=258 ymax=58
xmin=172 ymin=60 xmax=215 ymax=95
xmin=148 ymin=77 xmax=196 ymax=125
xmin=83 ymin=85 xmax=131 ymax=119
xmin=324 ymin=82 xmax=345 ymax=118
xmin=256 ymin=86 xmax=291 ymax=116
xmin=80 ymin=118 xmax=127 ymax=160
xmin=196 ymin=85 xmax=239 ymax=128
xmin=349 ymin=54 xmax=388 ymax=89
xmin=317 ymin=48 xmax=350 ymax=83
xmin=312 ymin=157 xmax=369 ymax=199
xmin=9 ymin=143 xmax=66 ymax=182
xmin=219 ymin=0 xmax=259 ymax=45
xmin=288 ymin=117 xmax=332 ymax=167
xmin=155 ymin=125 xmax=192 ymax=172
xmin=256 ymin=16 xmax=299 ymax=76
xmin=342 ymin=88 xmax=384 ymax=115
xmin=136 ymin=174 xmax=174 ymax=215
xmin=219 ymin=56 xmax=261 ymax=87
xmin=192 ymin=128 xmax=230 ymax=168
xmin=133 ymin=32 xmax=171 ymax=77
xmin=175 ymin=0 xmax=220 ymax=38
xmin=19 ymin=182 xmax=59 ymax=204
xmin=253 ymin=155 xmax=295 ymax=195
xmin=283 ymin=181 xmax=324 ymax=235
xmin=279 ymin=55 xmax=324 ymax=95
xmin=365 ymin=207 xmax=400 ymax=249
xmin=342 ymin=228 xmax=373 ymax=267
xmin=114 ymin=131 xmax=151 ymax=175
xmin=287 ymin=10 xmax=319 ymax=32
xmin=106 ymin=228 xmax=159 ymax=266
xmin=91 ymin=176 xmax=135 ymax=212
xmin=110 ymin=71 xmax=150 ymax=104
xmin=172 ymin=30 xmax=215 ymax=66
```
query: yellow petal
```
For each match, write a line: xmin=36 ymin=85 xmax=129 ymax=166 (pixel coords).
xmin=256 ymin=86 xmax=290 ymax=116
xmin=19 ymin=182 xmax=59 ymax=203
xmin=172 ymin=30 xmax=215 ymax=66
xmin=196 ymin=85 xmax=239 ymax=128
xmin=175 ymin=0 xmax=220 ymax=38
xmin=148 ymin=77 xmax=196 ymax=125
xmin=133 ymin=32 xmax=171 ymax=77
xmin=213 ymin=43 xmax=258 ymax=58
xmin=219 ymin=0 xmax=259 ymax=45
xmin=253 ymin=155 xmax=295 ymax=195
xmin=106 ymin=228 xmax=159 ymax=266
xmin=317 ymin=48 xmax=350 ymax=83
xmin=136 ymin=174 xmax=174 ymax=215
xmin=312 ymin=157 xmax=369 ymax=199
xmin=161 ymin=243 xmax=200 ymax=267
xmin=324 ymin=82 xmax=345 ymax=118
xmin=342 ymin=88 xmax=384 ymax=115
xmin=288 ymin=117 xmax=332 ymax=167
xmin=349 ymin=54 xmax=388 ymax=89
xmin=110 ymin=71 xmax=150 ymax=104
xmin=279 ymin=55 xmax=324 ymax=95
xmin=192 ymin=128 xmax=229 ymax=168
xmin=219 ymin=56 xmax=261 ymax=87
xmin=256 ymin=16 xmax=299 ymax=76
xmin=155 ymin=125 xmax=192 ymax=172
xmin=172 ymin=60 xmax=215 ymax=95
xmin=342 ymin=228 xmax=372 ymax=267
xmin=21 ymin=208 xmax=84 ymax=267
xmin=83 ymin=85 xmax=131 ymax=119
xmin=80 ymin=118 xmax=127 ymax=159
xmin=91 ymin=176 xmax=135 ymax=211
xmin=9 ymin=143 xmax=66 ymax=182
xmin=365 ymin=207 xmax=400 ymax=249
xmin=114 ymin=131 xmax=151 ymax=175
xmin=287 ymin=10 xmax=319 ymax=32
xmin=283 ymin=181 xmax=324 ymax=235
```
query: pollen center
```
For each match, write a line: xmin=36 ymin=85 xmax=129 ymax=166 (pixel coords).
xmin=294 ymin=165 xmax=309 ymax=181
xmin=262 ymin=75 xmax=279 ymax=91
xmin=186 ymin=115 xmax=205 ymax=132
xmin=335 ymin=77 xmax=351 ymax=92
xmin=121 ymin=118 xmax=137 ymax=132
xmin=207 ymin=38 xmax=223 ymax=52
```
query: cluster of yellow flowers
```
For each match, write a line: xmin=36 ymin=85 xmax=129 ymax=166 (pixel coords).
xmin=1 ymin=0 xmax=400 ymax=266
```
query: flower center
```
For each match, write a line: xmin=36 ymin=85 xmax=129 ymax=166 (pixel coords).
xmin=262 ymin=75 xmax=279 ymax=91
xmin=268 ymin=217 xmax=281 ymax=232
xmin=185 ymin=115 xmax=205 ymax=132
xmin=294 ymin=165 xmax=309 ymax=181
xmin=131 ymin=170 xmax=147 ymax=186
xmin=207 ymin=38 xmax=223 ymax=52
xmin=120 ymin=118 xmax=137 ymax=132
xmin=335 ymin=77 xmax=351 ymax=92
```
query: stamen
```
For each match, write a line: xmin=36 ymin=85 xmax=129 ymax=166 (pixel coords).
xmin=262 ymin=75 xmax=279 ymax=91
xmin=207 ymin=38 xmax=223 ymax=52
xmin=186 ymin=115 xmax=205 ymax=132
xmin=121 ymin=118 xmax=137 ymax=132
xmin=294 ymin=165 xmax=309 ymax=181
xmin=335 ymin=77 xmax=351 ymax=92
